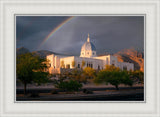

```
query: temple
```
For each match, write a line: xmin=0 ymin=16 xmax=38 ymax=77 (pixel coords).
xmin=47 ymin=34 xmax=134 ymax=74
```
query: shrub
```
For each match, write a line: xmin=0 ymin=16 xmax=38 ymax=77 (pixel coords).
xmin=55 ymin=80 xmax=82 ymax=92
xmin=29 ymin=92 xmax=39 ymax=98
xmin=50 ymin=90 xmax=58 ymax=94
xmin=83 ymin=89 xmax=93 ymax=94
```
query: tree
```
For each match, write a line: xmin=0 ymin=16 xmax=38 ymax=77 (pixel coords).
xmin=132 ymin=70 xmax=144 ymax=84
xmin=83 ymin=67 xmax=96 ymax=79
xmin=16 ymin=53 xmax=50 ymax=94
xmin=105 ymin=65 xmax=120 ymax=72
xmin=83 ymin=67 xmax=96 ymax=82
xmin=60 ymin=60 xmax=65 ymax=68
xmin=71 ymin=60 xmax=76 ymax=68
xmin=81 ymin=60 xmax=86 ymax=69
xmin=94 ymin=66 xmax=133 ymax=90
xmin=70 ymin=69 xmax=87 ymax=83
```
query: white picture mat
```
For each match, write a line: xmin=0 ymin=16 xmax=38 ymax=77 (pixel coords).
xmin=0 ymin=0 xmax=159 ymax=116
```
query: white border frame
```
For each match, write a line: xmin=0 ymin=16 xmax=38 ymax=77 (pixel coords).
xmin=0 ymin=0 xmax=160 ymax=117
xmin=14 ymin=14 xmax=146 ymax=103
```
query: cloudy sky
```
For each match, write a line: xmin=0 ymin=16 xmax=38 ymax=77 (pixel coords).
xmin=16 ymin=16 xmax=144 ymax=55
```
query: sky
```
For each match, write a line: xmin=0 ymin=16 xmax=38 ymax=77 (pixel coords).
xmin=16 ymin=16 xmax=144 ymax=55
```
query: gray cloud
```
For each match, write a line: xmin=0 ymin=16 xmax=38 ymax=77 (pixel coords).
xmin=16 ymin=16 xmax=144 ymax=55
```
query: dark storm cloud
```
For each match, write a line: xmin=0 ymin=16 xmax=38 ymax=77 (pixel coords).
xmin=16 ymin=16 xmax=70 ymax=41
xmin=16 ymin=16 xmax=144 ymax=55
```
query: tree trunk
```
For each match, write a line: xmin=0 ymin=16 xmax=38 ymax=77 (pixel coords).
xmin=115 ymin=85 xmax=119 ymax=90
xmin=24 ymin=83 xmax=27 ymax=95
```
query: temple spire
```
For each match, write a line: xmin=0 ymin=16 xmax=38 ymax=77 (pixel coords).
xmin=87 ymin=33 xmax=90 ymax=42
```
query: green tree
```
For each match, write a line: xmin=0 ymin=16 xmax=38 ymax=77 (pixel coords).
xmin=16 ymin=53 xmax=50 ymax=94
xmin=94 ymin=66 xmax=133 ymax=90
xmin=132 ymin=70 xmax=144 ymax=84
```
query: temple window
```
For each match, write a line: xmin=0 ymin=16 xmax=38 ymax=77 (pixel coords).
xmin=91 ymin=64 xmax=93 ymax=68
xmin=123 ymin=66 xmax=127 ymax=70
xmin=78 ymin=64 xmax=80 ymax=68
xmin=98 ymin=65 xmax=100 ymax=70
xmin=112 ymin=60 xmax=115 ymax=66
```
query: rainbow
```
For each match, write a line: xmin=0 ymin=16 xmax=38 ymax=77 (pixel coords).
xmin=39 ymin=16 xmax=74 ymax=48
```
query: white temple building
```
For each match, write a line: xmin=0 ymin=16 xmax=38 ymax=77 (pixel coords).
xmin=47 ymin=34 xmax=134 ymax=74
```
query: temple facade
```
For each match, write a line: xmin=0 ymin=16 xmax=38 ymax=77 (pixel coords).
xmin=47 ymin=34 xmax=134 ymax=74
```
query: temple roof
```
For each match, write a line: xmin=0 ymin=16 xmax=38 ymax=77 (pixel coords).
xmin=81 ymin=34 xmax=96 ymax=51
